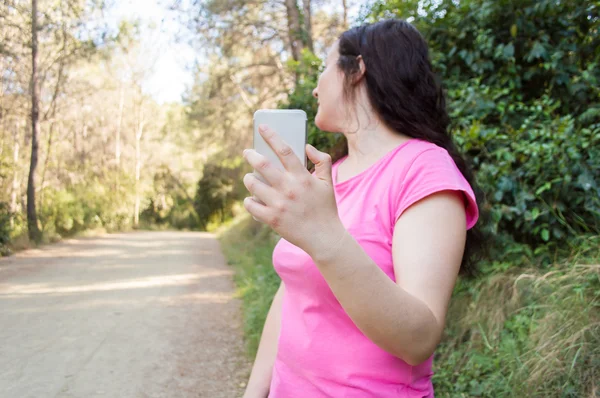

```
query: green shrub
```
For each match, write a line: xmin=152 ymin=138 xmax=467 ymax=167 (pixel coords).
xmin=284 ymin=0 xmax=600 ymax=254
xmin=37 ymin=174 xmax=135 ymax=237
xmin=194 ymin=157 xmax=246 ymax=230
xmin=417 ymin=0 xmax=600 ymax=248
xmin=39 ymin=189 xmax=85 ymax=237
xmin=0 ymin=202 xmax=12 ymax=255
xmin=458 ymin=99 xmax=600 ymax=249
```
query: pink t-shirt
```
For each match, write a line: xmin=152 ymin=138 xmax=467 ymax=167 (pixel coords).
xmin=269 ymin=139 xmax=479 ymax=397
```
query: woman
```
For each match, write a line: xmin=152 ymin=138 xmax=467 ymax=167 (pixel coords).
xmin=241 ymin=18 xmax=482 ymax=397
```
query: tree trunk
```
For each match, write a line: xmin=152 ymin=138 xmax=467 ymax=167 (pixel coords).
xmin=342 ymin=0 xmax=348 ymax=30
xmin=284 ymin=0 xmax=303 ymax=62
xmin=134 ymin=104 xmax=144 ymax=227
xmin=116 ymin=84 xmax=123 ymax=167
xmin=39 ymin=121 xmax=56 ymax=211
xmin=27 ymin=0 xmax=41 ymax=242
xmin=81 ymin=122 xmax=87 ymax=170
xmin=10 ymin=121 xmax=20 ymax=229
xmin=302 ymin=0 xmax=313 ymax=52
xmin=115 ymin=85 xmax=124 ymax=193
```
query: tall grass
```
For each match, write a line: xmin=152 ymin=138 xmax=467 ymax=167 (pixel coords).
xmin=434 ymin=235 xmax=599 ymax=397
xmin=218 ymin=214 xmax=281 ymax=356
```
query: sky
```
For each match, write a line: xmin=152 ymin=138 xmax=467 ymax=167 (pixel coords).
xmin=105 ymin=0 xmax=364 ymax=104
xmin=105 ymin=0 xmax=197 ymax=104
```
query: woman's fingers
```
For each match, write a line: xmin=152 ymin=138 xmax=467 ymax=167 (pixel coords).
xmin=243 ymin=197 xmax=272 ymax=225
xmin=258 ymin=124 xmax=304 ymax=173
xmin=243 ymin=173 xmax=277 ymax=206
xmin=243 ymin=149 xmax=284 ymax=187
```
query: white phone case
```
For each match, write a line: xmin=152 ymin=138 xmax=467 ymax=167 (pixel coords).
xmin=252 ymin=109 xmax=307 ymax=207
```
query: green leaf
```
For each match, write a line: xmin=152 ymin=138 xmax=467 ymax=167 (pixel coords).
xmin=535 ymin=182 xmax=552 ymax=195
xmin=503 ymin=42 xmax=514 ymax=59
xmin=541 ymin=229 xmax=549 ymax=241
xmin=510 ymin=24 xmax=517 ymax=38
xmin=527 ymin=41 xmax=547 ymax=61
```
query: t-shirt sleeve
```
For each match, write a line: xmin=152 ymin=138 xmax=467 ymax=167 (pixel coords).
xmin=392 ymin=147 xmax=479 ymax=230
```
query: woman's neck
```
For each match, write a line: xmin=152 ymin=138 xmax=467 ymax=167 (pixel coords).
xmin=340 ymin=95 xmax=411 ymax=166
xmin=342 ymin=121 xmax=411 ymax=167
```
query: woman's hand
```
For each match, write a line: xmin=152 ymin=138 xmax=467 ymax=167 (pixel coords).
xmin=242 ymin=124 xmax=346 ymax=258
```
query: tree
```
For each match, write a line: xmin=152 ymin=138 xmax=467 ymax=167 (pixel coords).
xmin=134 ymin=92 xmax=145 ymax=227
xmin=302 ymin=0 xmax=313 ymax=52
xmin=342 ymin=0 xmax=348 ymax=29
xmin=27 ymin=0 xmax=41 ymax=241
xmin=285 ymin=0 xmax=304 ymax=62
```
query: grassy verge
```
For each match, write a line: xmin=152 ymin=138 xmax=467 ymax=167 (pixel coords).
xmin=3 ymin=226 xmax=124 ymax=256
xmin=219 ymin=214 xmax=599 ymax=397
xmin=433 ymin=235 xmax=599 ymax=397
xmin=3 ymin=222 xmax=172 ymax=257
xmin=218 ymin=213 xmax=281 ymax=357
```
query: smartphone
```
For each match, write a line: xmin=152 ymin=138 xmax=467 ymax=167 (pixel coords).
xmin=251 ymin=109 xmax=307 ymax=206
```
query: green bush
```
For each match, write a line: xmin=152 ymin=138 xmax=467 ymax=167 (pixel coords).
xmin=39 ymin=189 xmax=85 ymax=237
xmin=37 ymin=174 xmax=135 ymax=237
xmin=0 ymin=202 xmax=12 ymax=255
xmin=140 ymin=167 xmax=201 ymax=230
xmin=194 ymin=157 xmax=246 ymax=230
xmin=283 ymin=0 xmax=600 ymax=254
xmin=468 ymin=107 xmax=599 ymax=247
xmin=414 ymin=0 xmax=600 ymax=248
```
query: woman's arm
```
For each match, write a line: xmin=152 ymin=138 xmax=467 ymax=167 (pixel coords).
xmin=243 ymin=281 xmax=285 ymax=398
xmin=311 ymin=191 xmax=467 ymax=366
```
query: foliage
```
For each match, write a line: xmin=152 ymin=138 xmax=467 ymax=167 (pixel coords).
xmin=37 ymin=174 xmax=135 ymax=239
xmin=140 ymin=166 xmax=201 ymax=230
xmin=0 ymin=202 xmax=12 ymax=255
xmin=194 ymin=157 xmax=246 ymax=230
xmin=282 ymin=0 xmax=600 ymax=253
xmin=433 ymin=236 xmax=599 ymax=397
xmin=420 ymin=0 xmax=600 ymax=249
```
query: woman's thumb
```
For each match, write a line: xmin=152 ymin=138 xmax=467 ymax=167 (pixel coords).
xmin=306 ymin=144 xmax=333 ymax=184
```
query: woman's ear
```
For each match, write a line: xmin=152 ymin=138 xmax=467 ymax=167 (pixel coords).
xmin=352 ymin=55 xmax=366 ymax=85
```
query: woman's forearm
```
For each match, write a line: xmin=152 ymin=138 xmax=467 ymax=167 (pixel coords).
xmin=308 ymin=226 xmax=441 ymax=366
xmin=243 ymin=282 xmax=285 ymax=398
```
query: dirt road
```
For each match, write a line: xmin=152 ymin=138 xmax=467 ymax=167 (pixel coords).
xmin=0 ymin=231 xmax=251 ymax=398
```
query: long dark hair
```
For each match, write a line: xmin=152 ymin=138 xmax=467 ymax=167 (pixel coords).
xmin=334 ymin=19 xmax=487 ymax=277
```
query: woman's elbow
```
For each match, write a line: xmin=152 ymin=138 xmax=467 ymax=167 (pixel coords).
xmin=392 ymin=324 xmax=441 ymax=366
xmin=402 ymin=347 xmax=436 ymax=366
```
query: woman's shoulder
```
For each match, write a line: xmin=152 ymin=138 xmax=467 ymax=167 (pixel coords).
xmin=399 ymin=138 xmax=447 ymax=158
xmin=383 ymin=138 xmax=450 ymax=172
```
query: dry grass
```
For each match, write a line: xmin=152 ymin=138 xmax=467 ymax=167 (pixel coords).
xmin=436 ymin=236 xmax=599 ymax=396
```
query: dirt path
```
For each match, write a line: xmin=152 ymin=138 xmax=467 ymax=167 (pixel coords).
xmin=0 ymin=231 xmax=251 ymax=398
